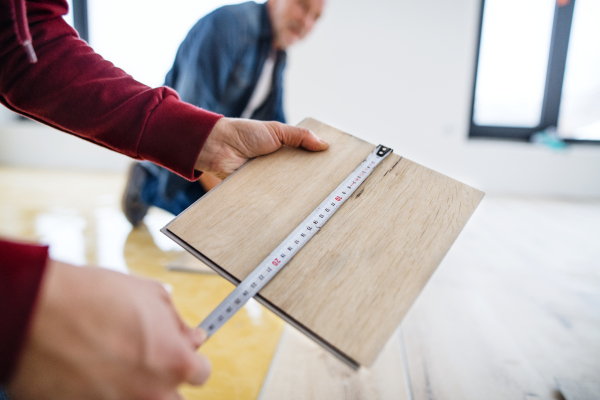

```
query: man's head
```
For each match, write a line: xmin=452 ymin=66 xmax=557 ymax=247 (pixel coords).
xmin=267 ymin=0 xmax=325 ymax=50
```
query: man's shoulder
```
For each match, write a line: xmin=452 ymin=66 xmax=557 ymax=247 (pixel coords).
xmin=206 ymin=2 xmax=264 ymax=37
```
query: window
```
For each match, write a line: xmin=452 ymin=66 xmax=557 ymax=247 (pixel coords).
xmin=84 ymin=0 xmax=263 ymax=88
xmin=557 ymin=0 xmax=600 ymax=141
xmin=67 ymin=1 xmax=266 ymax=88
xmin=469 ymin=0 xmax=600 ymax=143
xmin=69 ymin=0 xmax=89 ymax=42
xmin=63 ymin=0 xmax=74 ymax=28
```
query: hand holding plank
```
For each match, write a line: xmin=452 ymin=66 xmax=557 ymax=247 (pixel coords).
xmin=195 ymin=118 xmax=330 ymax=179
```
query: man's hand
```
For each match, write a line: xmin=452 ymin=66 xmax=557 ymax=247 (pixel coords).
xmin=195 ymin=118 xmax=329 ymax=179
xmin=7 ymin=260 xmax=210 ymax=400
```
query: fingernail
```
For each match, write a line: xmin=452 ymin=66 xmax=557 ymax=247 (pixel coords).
xmin=320 ymin=139 xmax=330 ymax=145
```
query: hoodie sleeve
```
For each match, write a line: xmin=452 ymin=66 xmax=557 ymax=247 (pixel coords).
xmin=0 ymin=0 xmax=223 ymax=180
xmin=0 ymin=239 xmax=48 ymax=384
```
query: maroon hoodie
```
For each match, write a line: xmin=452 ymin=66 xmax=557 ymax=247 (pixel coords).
xmin=0 ymin=0 xmax=222 ymax=383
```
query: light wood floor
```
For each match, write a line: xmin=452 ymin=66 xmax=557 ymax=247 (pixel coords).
xmin=0 ymin=167 xmax=284 ymax=400
xmin=1 ymin=167 xmax=599 ymax=400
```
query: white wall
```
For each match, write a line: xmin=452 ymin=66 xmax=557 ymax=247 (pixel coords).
xmin=2 ymin=0 xmax=599 ymax=196
xmin=285 ymin=0 xmax=600 ymax=198
xmin=0 ymin=118 xmax=130 ymax=171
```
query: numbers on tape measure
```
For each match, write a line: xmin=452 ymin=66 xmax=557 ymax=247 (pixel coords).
xmin=199 ymin=145 xmax=392 ymax=338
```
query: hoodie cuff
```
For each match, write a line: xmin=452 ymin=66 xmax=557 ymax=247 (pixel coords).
xmin=137 ymin=95 xmax=223 ymax=180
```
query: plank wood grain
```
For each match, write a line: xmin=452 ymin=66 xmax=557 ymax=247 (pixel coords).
xmin=259 ymin=325 xmax=410 ymax=400
xmin=164 ymin=118 xmax=484 ymax=366
xmin=400 ymin=197 xmax=600 ymax=399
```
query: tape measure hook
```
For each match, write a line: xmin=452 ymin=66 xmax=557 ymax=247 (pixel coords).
xmin=376 ymin=145 xmax=393 ymax=158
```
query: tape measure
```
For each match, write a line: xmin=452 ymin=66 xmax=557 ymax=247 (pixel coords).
xmin=200 ymin=144 xmax=393 ymax=337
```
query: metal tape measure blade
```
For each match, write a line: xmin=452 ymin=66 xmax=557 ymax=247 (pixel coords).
xmin=200 ymin=145 xmax=393 ymax=337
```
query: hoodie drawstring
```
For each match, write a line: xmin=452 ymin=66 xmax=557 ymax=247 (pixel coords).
xmin=10 ymin=0 xmax=38 ymax=63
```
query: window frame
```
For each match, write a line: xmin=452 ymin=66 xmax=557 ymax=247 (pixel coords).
xmin=72 ymin=0 xmax=89 ymax=43
xmin=467 ymin=0 xmax=599 ymax=144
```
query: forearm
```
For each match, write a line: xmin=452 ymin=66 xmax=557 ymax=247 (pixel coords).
xmin=0 ymin=0 xmax=222 ymax=179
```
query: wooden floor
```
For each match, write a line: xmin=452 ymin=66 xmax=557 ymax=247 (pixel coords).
xmin=0 ymin=168 xmax=284 ymax=400
xmin=1 ymin=167 xmax=599 ymax=400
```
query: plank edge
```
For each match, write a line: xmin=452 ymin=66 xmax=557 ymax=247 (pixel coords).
xmin=160 ymin=226 xmax=362 ymax=370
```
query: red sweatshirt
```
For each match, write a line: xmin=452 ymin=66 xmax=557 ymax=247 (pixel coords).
xmin=0 ymin=0 xmax=223 ymax=383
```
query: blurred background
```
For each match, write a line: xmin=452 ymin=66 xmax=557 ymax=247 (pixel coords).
xmin=1 ymin=0 xmax=599 ymax=198
xmin=1 ymin=1 xmax=599 ymax=398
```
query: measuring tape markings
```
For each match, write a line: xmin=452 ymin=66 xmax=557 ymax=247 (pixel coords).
xmin=200 ymin=145 xmax=393 ymax=337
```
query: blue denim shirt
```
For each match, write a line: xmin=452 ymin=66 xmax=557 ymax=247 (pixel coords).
xmin=164 ymin=1 xmax=286 ymax=123
xmin=139 ymin=2 xmax=287 ymax=213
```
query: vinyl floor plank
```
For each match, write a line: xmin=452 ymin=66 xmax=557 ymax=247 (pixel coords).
xmin=259 ymin=325 xmax=410 ymax=400
xmin=401 ymin=197 xmax=600 ymax=399
xmin=165 ymin=118 xmax=483 ymax=366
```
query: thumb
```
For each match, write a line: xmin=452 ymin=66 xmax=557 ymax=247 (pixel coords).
xmin=268 ymin=122 xmax=329 ymax=152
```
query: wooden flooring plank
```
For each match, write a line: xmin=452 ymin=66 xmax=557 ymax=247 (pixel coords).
xmin=556 ymin=379 xmax=600 ymax=400
xmin=259 ymin=325 xmax=409 ymax=400
xmin=401 ymin=198 xmax=600 ymax=399
xmin=165 ymin=252 xmax=216 ymax=274
xmin=165 ymin=118 xmax=484 ymax=366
